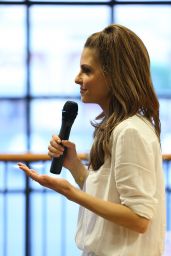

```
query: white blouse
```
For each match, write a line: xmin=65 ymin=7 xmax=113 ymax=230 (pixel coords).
xmin=75 ymin=115 xmax=166 ymax=256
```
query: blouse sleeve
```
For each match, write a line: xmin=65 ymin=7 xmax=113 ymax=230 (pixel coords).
xmin=112 ymin=127 xmax=158 ymax=220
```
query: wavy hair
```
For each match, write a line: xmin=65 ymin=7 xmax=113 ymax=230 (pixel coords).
xmin=84 ymin=24 xmax=161 ymax=171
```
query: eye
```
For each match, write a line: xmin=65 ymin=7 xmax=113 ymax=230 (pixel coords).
xmin=81 ymin=65 xmax=91 ymax=74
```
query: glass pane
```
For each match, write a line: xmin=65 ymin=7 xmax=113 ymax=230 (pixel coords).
xmin=160 ymin=99 xmax=171 ymax=154
xmin=0 ymin=6 xmax=26 ymax=96
xmin=30 ymin=192 xmax=62 ymax=256
xmin=114 ymin=6 xmax=171 ymax=95
xmin=6 ymin=163 xmax=25 ymax=190
xmin=0 ymin=195 xmax=4 ymax=256
xmin=45 ymin=193 xmax=64 ymax=256
xmin=6 ymin=193 xmax=25 ymax=256
xmin=30 ymin=99 xmax=101 ymax=153
xmin=117 ymin=0 xmax=171 ymax=1
xmin=0 ymin=163 xmax=5 ymax=190
xmin=30 ymin=0 xmax=109 ymax=2
xmin=1 ymin=0 xmax=24 ymax=1
xmin=65 ymin=198 xmax=80 ymax=255
xmin=0 ymin=161 xmax=24 ymax=193
xmin=30 ymin=193 xmax=46 ymax=256
xmin=0 ymin=100 xmax=27 ymax=153
xmin=30 ymin=6 xmax=109 ymax=96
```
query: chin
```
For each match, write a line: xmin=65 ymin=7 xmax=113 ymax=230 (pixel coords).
xmin=81 ymin=96 xmax=96 ymax=104
xmin=81 ymin=99 xmax=94 ymax=104
xmin=81 ymin=96 xmax=89 ymax=103
xmin=82 ymin=99 xmax=88 ymax=103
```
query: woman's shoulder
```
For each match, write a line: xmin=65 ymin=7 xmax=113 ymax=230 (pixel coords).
xmin=112 ymin=115 xmax=155 ymax=140
xmin=114 ymin=115 xmax=140 ymax=131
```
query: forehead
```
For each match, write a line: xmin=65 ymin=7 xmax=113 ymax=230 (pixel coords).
xmin=80 ymin=47 xmax=99 ymax=65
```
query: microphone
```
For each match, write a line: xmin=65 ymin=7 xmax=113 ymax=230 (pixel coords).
xmin=50 ymin=101 xmax=78 ymax=174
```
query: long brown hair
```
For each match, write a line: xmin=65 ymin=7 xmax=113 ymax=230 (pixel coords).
xmin=84 ymin=24 xmax=160 ymax=171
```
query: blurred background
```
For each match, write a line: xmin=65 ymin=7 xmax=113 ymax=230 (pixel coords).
xmin=0 ymin=0 xmax=171 ymax=255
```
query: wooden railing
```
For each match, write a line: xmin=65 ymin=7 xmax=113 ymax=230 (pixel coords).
xmin=0 ymin=153 xmax=170 ymax=162
xmin=0 ymin=153 xmax=89 ymax=162
xmin=162 ymin=154 xmax=171 ymax=161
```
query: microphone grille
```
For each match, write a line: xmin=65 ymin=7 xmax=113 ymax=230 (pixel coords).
xmin=63 ymin=101 xmax=78 ymax=114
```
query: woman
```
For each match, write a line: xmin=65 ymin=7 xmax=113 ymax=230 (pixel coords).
xmin=18 ymin=24 xmax=166 ymax=256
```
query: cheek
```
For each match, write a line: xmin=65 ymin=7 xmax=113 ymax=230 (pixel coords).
xmin=83 ymin=75 xmax=91 ymax=84
xmin=99 ymin=80 xmax=110 ymax=94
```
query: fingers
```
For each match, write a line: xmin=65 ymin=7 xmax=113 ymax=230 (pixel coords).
xmin=18 ymin=162 xmax=52 ymax=187
xmin=17 ymin=163 xmax=74 ymax=197
xmin=48 ymin=135 xmax=76 ymax=158
xmin=18 ymin=163 xmax=62 ymax=191
xmin=48 ymin=144 xmax=64 ymax=157
xmin=48 ymin=135 xmax=64 ymax=157
xmin=18 ymin=162 xmax=31 ymax=174
xmin=18 ymin=162 xmax=39 ymax=182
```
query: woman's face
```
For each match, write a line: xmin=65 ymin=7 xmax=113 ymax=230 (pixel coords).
xmin=75 ymin=47 xmax=110 ymax=114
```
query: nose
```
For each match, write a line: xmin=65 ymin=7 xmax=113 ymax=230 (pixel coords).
xmin=75 ymin=73 xmax=82 ymax=85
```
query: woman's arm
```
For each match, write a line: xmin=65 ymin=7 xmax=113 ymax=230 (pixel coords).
xmin=72 ymin=186 xmax=150 ymax=233
xmin=18 ymin=163 xmax=149 ymax=233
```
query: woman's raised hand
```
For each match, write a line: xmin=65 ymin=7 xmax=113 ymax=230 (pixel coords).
xmin=48 ymin=135 xmax=80 ymax=172
xmin=17 ymin=162 xmax=75 ymax=200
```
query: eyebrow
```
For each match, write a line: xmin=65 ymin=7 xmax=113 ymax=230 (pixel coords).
xmin=80 ymin=64 xmax=92 ymax=69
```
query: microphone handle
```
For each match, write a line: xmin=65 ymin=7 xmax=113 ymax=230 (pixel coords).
xmin=50 ymin=150 xmax=66 ymax=174
xmin=50 ymin=121 xmax=72 ymax=174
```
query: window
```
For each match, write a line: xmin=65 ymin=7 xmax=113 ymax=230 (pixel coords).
xmin=0 ymin=1 xmax=170 ymax=256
